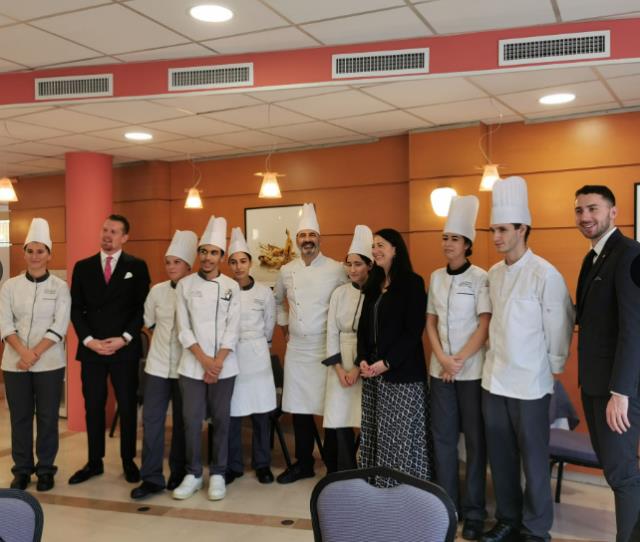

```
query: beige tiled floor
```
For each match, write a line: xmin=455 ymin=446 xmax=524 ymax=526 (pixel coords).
xmin=0 ymin=400 xmax=616 ymax=541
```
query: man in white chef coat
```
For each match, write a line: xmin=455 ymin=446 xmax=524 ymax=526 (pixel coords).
xmin=274 ymin=203 xmax=348 ymax=484
xmin=480 ymin=177 xmax=574 ymax=542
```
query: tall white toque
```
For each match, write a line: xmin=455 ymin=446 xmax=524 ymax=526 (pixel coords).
xmin=491 ymin=176 xmax=532 ymax=226
xmin=199 ymin=216 xmax=227 ymax=252
xmin=228 ymin=227 xmax=251 ymax=257
xmin=444 ymin=195 xmax=479 ymax=242
xmin=296 ymin=203 xmax=320 ymax=235
xmin=25 ymin=217 xmax=52 ymax=250
xmin=166 ymin=230 xmax=198 ymax=267
xmin=347 ymin=225 xmax=373 ymax=260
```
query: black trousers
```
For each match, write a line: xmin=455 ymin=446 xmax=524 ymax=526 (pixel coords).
xmin=80 ymin=360 xmax=139 ymax=465
xmin=582 ymin=392 xmax=640 ymax=542
xmin=140 ymin=374 xmax=185 ymax=486
xmin=323 ymin=428 xmax=357 ymax=473
xmin=3 ymin=368 xmax=64 ymax=476
xmin=228 ymin=413 xmax=271 ymax=472
xmin=293 ymin=414 xmax=319 ymax=469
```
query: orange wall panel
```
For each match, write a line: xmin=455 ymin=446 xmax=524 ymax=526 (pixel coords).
xmin=11 ymin=174 xmax=65 ymax=210
xmin=113 ymin=200 xmax=172 ymax=241
xmin=113 ymin=161 xmax=171 ymax=202
xmin=125 ymin=239 xmax=174 ymax=285
xmin=10 ymin=207 xmax=66 ymax=244
xmin=10 ymin=242 xmax=66 ymax=276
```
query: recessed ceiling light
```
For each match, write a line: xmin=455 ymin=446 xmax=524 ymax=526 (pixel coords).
xmin=189 ymin=4 xmax=233 ymax=22
xmin=539 ymin=93 xmax=576 ymax=105
xmin=125 ymin=131 xmax=153 ymax=141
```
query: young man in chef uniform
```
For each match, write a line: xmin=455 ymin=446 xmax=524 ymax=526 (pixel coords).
xmin=480 ymin=177 xmax=574 ymax=542
xmin=274 ymin=203 xmax=348 ymax=483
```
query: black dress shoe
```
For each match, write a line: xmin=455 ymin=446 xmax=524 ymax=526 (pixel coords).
xmin=167 ymin=473 xmax=185 ymax=491
xmin=225 ymin=469 xmax=244 ymax=485
xmin=36 ymin=473 xmax=55 ymax=492
xmin=276 ymin=463 xmax=315 ymax=484
xmin=123 ymin=461 xmax=140 ymax=483
xmin=480 ymin=522 xmax=520 ymax=542
xmin=462 ymin=519 xmax=485 ymax=540
xmin=68 ymin=463 xmax=104 ymax=485
xmin=131 ymin=481 xmax=164 ymax=500
xmin=256 ymin=467 xmax=274 ymax=484
xmin=10 ymin=474 xmax=30 ymax=490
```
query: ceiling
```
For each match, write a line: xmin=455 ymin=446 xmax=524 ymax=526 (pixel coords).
xmin=0 ymin=0 xmax=639 ymax=177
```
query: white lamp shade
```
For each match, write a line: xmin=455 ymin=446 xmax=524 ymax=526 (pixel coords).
xmin=184 ymin=187 xmax=203 ymax=209
xmin=479 ymin=164 xmax=500 ymax=192
xmin=430 ymin=187 xmax=457 ymax=217
xmin=258 ymin=172 xmax=282 ymax=199
xmin=0 ymin=177 xmax=18 ymax=202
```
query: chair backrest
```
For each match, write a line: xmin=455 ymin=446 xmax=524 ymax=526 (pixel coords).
xmin=549 ymin=380 xmax=580 ymax=430
xmin=310 ymin=467 xmax=457 ymax=542
xmin=0 ymin=489 xmax=44 ymax=542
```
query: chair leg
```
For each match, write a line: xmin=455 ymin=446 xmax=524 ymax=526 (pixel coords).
xmin=207 ymin=422 xmax=213 ymax=466
xmin=555 ymin=461 xmax=564 ymax=503
xmin=273 ymin=418 xmax=293 ymax=468
xmin=312 ymin=420 xmax=325 ymax=462
xmin=109 ymin=408 xmax=119 ymax=438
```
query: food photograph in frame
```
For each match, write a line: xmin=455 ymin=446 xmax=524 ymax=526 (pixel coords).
xmin=244 ymin=204 xmax=305 ymax=287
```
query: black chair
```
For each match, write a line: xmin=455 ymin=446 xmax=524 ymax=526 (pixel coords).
xmin=310 ymin=467 xmax=457 ymax=542
xmin=0 ymin=489 xmax=44 ymax=542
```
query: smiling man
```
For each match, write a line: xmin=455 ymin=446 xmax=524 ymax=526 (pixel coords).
xmin=574 ymin=185 xmax=640 ymax=542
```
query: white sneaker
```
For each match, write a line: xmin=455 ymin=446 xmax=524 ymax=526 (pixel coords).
xmin=208 ymin=474 xmax=226 ymax=501
xmin=172 ymin=474 xmax=203 ymax=500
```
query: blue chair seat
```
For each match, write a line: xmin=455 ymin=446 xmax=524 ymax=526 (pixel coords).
xmin=549 ymin=428 xmax=600 ymax=467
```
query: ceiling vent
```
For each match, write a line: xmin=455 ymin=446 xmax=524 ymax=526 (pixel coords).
xmin=499 ymin=30 xmax=610 ymax=66
xmin=169 ymin=63 xmax=254 ymax=91
xmin=35 ymin=74 xmax=113 ymax=100
xmin=332 ymin=48 xmax=429 ymax=79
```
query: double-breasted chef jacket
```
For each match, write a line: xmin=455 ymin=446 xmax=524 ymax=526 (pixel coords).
xmin=144 ymin=280 xmax=181 ymax=379
xmin=274 ymin=253 xmax=348 ymax=415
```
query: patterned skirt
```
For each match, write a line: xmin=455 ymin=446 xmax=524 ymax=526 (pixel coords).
xmin=358 ymin=377 xmax=433 ymax=487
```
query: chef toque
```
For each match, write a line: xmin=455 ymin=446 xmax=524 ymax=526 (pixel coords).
xmin=166 ymin=230 xmax=198 ymax=267
xmin=25 ymin=217 xmax=52 ymax=250
xmin=347 ymin=225 xmax=373 ymax=260
xmin=444 ymin=195 xmax=479 ymax=242
xmin=490 ymin=176 xmax=532 ymax=226
xmin=296 ymin=203 xmax=320 ymax=235
xmin=199 ymin=216 xmax=227 ymax=252
xmin=228 ymin=227 xmax=251 ymax=257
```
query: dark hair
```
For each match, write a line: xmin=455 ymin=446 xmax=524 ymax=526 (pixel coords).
xmin=463 ymin=236 xmax=473 ymax=257
xmin=345 ymin=253 xmax=372 ymax=266
xmin=364 ymin=228 xmax=413 ymax=294
xmin=107 ymin=214 xmax=130 ymax=235
xmin=575 ymin=185 xmax=616 ymax=206
xmin=512 ymin=223 xmax=531 ymax=243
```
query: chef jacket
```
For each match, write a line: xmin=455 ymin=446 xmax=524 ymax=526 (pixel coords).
xmin=144 ymin=280 xmax=182 ymax=379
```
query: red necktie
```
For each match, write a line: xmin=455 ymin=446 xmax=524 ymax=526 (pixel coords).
xmin=104 ymin=256 xmax=113 ymax=284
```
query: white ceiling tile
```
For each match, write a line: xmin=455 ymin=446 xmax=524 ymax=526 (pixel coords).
xmin=607 ymin=74 xmax=640 ymax=102
xmin=498 ymin=81 xmax=616 ymax=114
xmin=0 ymin=106 xmax=53 ymax=119
xmin=415 ymin=0 xmax=556 ymax=34
xmin=0 ymin=150 xmax=45 ymax=163
xmin=279 ymin=90 xmax=392 ymax=119
xmin=1 ymin=120 xmax=71 ymax=140
xmin=408 ymin=97 xmax=518 ymax=125
xmin=265 ymin=121 xmax=358 ymax=141
xmin=596 ymin=61 xmax=640 ymax=78
xmin=203 ymin=26 xmax=319 ymax=54
xmin=470 ymin=67 xmax=597 ymax=95
xmin=143 ymin=116 xmax=243 ymax=137
xmin=87 ymin=125 xmax=183 ymax=144
xmin=151 ymin=139 xmax=236 ymax=154
xmin=0 ymin=135 xmax=19 ymax=145
xmin=0 ymin=13 xmax=15 ymax=25
xmin=304 ymin=135 xmax=375 ymax=146
xmin=69 ymin=100 xmax=184 ymax=124
xmin=205 ymin=104 xmax=312 ymax=128
xmin=126 ymin=0 xmax=289 ymax=41
xmin=204 ymin=130 xmax=293 ymax=149
xmin=556 ymin=0 xmax=640 ymax=21
xmin=1 ymin=141 xmax=73 ymax=157
xmin=150 ymin=93 xmax=262 ymax=115
xmin=622 ymin=99 xmax=640 ymax=107
xmin=302 ymin=7 xmax=431 ymax=45
xmin=4 ymin=163 xmax=50 ymax=176
xmin=18 ymin=109 xmax=125 ymax=132
xmin=17 ymin=157 xmax=66 ymax=171
xmin=263 ymin=0 xmax=404 ymax=23
xmin=0 ymin=0 xmax=106 ymax=20
xmin=0 ymin=58 xmax=24 ymax=72
xmin=0 ymin=24 xmax=99 ymax=67
xmin=32 ymin=4 xmax=187 ymax=55
xmin=362 ymin=77 xmax=486 ymax=108
xmin=247 ymin=86 xmax=350 ymax=103
xmin=43 ymin=56 xmax=120 ymax=69
xmin=482 ymin=114 xmax=524 ymax=125
xmin=331 ymin=110 xmax=430 ymax=133
xmin=103 ymin=146 xmax=181 ymax=161
xmin=38 ymin=133 xmax=124 ymax=152
xmin=525 ymin=101 xmax=621 ymax=119
xmin=115 ymin=43 xmax=216 ymax=63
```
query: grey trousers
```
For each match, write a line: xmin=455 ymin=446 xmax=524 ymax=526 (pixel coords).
xmin=180 ymin=375 xmax=235 ymax=477
xmin=482 ymin=390 xmax=552 ymax=541
xmin=3 ymin=368 xmax=64 ymax=476
xmin=227 ymin=413 xmax=271 ymax=472
xmin=431 ymin=377 xmax=486 ymax=520
xmin=140 ymin=374 xmax=186 ymax=487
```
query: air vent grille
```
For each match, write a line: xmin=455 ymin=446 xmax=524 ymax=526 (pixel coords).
xmin=35 ymin=74 xmax=113 ymax=100
xmin=333 ymin=48 xmax=429 ymax=79
xmin=169 ymin=63 xmax=253 ymax=91
xmin=499 ymin=31 xmax=610 ymax=66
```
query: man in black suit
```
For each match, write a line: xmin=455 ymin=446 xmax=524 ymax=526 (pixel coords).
xmin=575 ymin=185 xmax=640 ymax=542
xmin=68 ymin=214 xmax=150 ymax=485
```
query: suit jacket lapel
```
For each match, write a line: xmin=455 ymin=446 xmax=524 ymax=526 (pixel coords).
xmin=106 ymin=252 xmax=128 ymax=290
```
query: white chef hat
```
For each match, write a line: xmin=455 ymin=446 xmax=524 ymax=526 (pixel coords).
xmin=347 ymin=225 xmax=373 ymax=260
xmin=24 ymin=217 xmax=52 ymax=250
xmin=199 ymin=215 xmax=227 ymax=252
xmin=444 ymin=195 xmax=479 ymax=242
xmin=296 ymin=203 xmax=320 ymax=235
xmin=491 ymin=176 xmax=531 ymax=226
xmin=166 ymin=230 xmax=198 ymax=267
xmin=228 ymin=227 xmax=251 ymax=257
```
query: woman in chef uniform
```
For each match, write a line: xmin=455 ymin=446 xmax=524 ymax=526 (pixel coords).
xmin=426 ymin=196 xmax=491 ymax=541
xmin=322 ymin=225 xmax=373 ymax=473
xmin=131 ymin=230 xmax=198 ymax=500
xmin=172 ymin=216 xmax=240 ymax=502
xmin=0 ymin=218 xmax=70 ymax=492
xmin=226 ymin=227 xmax=277 ymax=485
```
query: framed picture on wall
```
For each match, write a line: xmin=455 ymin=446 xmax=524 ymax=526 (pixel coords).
xmin=244 ymin=204 xmax=305 ymax=287
xmin=636 ymin=183 xmax=640 ymax=241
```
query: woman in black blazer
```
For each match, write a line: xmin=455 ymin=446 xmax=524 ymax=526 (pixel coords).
xmin=356 ymin=228 xmax=432 ymax=486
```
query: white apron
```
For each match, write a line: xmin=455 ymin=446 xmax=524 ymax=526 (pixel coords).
xmin=230 ymin=337 xmax=276 ymax=416
xmin=282 ymin=335 xmax=327 ymax=415
xmin=323 ymin=333 xmax=362 ymax=428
